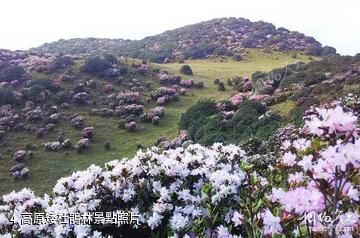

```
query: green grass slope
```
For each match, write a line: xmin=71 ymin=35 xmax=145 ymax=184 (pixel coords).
xmin=0 ymin=49 xmax=314 ymax=195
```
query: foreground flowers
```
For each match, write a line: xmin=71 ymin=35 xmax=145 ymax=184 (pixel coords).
xmin=272 ymin=103 xmax=360 ymax=237
xmin=0 ymin=103 xmax=359 ymax=237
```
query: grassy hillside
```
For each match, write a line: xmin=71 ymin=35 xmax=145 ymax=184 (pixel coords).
xmin=0 ymin=49 xmax=314 ymax=195
xmin=153 ymin=49 xmax=315 ymax=97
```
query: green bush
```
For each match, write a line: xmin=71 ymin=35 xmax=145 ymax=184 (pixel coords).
xmin=179 ymin=100 xmax=217 ymax=138
xmin=180 ymin=100 xmax=280 ymax=146
xmin=0 ymin=88 xmax=20 ymax=105
xmin=104 ymin=54 xmax=118 ymax=65
xmin=182 ymin=42 xmax=217 ymax=59
xmin=0 ymin=65 xmax=26 ymax=82
xmin=28 ymin=79 xmax=61 ymax=92
xmin=287 ymin=106 xmax=306 ymax=127
xmin=213 ymin=46 xmax=229 ymax=56
xmin=180 ymin=65 xmax=193 ymax=75
xmin=218 ymin=82 xmax=226 ymax=91
xmin=194 ymin=116 xmax=228 ymax=146
xmin=303 ymin=73 xmax=327 ymax=87
xmin=290 ymin=87 xmax=312 ymax=101
xmin=28 ymin=84 xmax=44 ymax=100
xmin=118 ymin=66 xmax=128 ymax=75
xmin=81 ymin=56 xmax=112 ymax=74
xmin=233 ymin=54 xmax=242 ymax=61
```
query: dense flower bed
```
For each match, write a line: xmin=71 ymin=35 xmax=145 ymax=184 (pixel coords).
xmin=0 ymin=103 xmax=359 ymax=237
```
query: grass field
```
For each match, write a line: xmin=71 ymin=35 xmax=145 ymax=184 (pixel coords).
xmin=270 ymin=100 xmax=296 ymax=116
xmin=0 ymin=49 xmax=315 ymax=195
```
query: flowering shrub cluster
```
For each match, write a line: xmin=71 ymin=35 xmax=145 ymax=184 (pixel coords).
xmin=70 ymin=114 xmax=84 ymax=129
xmin=180 ymin=79 xmax=193 ymax=88
xmin=230 ymin=76 xmax=253 ymax=92
xmin=267 ymin=104 xmax=360 ymax=237
xmin=0 ymin=103 xmax=359 ymax=237
xmin=116 ymin=92 xmax=141 ymax=104
xmin=180 ymin=80 xmax=204 ymax=89
xmin=81 ymin=127 xmax=95 ymax=140
xmin=229 ymin=93 xmax=249 ymax=106
xmin=135 ymin=63 xmax=149 ymax=75
xmin=76 ymin=138 xmax=91 ymax=153
xmin=149 ymin=87 xmax=179 ymax=106
xmin=229 ymin=92 xmax=271 ymax=106
xmin=85 ymin=79 xmax=97 ymax=88
xmin=124 ymin=121 xmax=137 ymax=132
xmin=157 ymin=72 xmax=181 ymax=85
xmin=24 ymin=107 xmax=43 ymax=122
xmin=94 ymin=92 xmax=144 ymax=119
xmin=115 ymin=104 xmax=144 ymax=117
xmin=13 ymin=149 xmax=27 ymax=162
xmin=104 ymin=84 xmax=114 ymax=93
xmin=141 ymin=106 xmax=165 ymax=124
xmin=10 ymin=165 xmax=29 ymax=179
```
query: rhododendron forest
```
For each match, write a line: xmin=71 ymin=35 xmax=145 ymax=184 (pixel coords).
xmin=1 ymin=97 xmax=359 ymax=237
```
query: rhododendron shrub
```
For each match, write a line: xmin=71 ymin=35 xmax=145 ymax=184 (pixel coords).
xmin=150 ymin=87 xmax=179 ymax=105
xmin=268 ymin=104 xmax=360 ymax=237
xmin=1 ymin=144 xmax=269 ymax=237
xmin=157 ymin=72 xmax=181 ymax=85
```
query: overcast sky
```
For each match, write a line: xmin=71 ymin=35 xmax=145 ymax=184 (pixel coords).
xmin=1 ymin=0 xmax=359 ymax=55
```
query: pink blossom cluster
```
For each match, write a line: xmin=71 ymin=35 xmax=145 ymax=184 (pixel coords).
xmin=165 ymin=87 xmax=177 ymax=95
xmin=249 ymin=94 xmax=271 ymax=104
xmin=13 ymin=150 xmax=26 ymax=161
xmin=81 ymin=127 xmax=95 ymax=140
xmin=104 ymin=83 xmax=114 ymax=93
xmin=229 ymin=93 xmax=271 ymax=106
xmin=125 ymin=121 xmax=137 ymax=132
xmin=229 ymin=93 xmax=247 ymax=106
xmin=150 ymin=87 xmax=179 ymax=105
xmin=305 ymin=105 xmax=358 ymax=137
xmin=271 ymin=105 xmax=360 ymax=237
xmin=10 ymin=80 xmax=19 ymax=87
xmin=156 ymin=96 xmax=167 ymax=105
xmin=150 ymin=87 xmax=177 ymax=100
xmin=157 ymin=72 xmax=181 ymax=85
xmin=180 ymin=79 xmax=194 ymax=88
xmin=137 ymin=64 xmax=149 ymax=74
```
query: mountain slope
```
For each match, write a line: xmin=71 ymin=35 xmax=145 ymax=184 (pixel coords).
xmin=0 ymin=49 xmax=311 ymax=195
xmin=32 ymin=17 xmax=337 ymax=63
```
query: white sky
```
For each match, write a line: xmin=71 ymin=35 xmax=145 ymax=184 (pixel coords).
xmin=1 ymin=0 xmax=359 ymax=55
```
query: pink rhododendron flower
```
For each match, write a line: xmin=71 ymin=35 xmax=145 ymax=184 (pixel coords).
xmin=281 ymin=151 xmax=297 ymax=166
xmin=261 ymin=209 xmax=282 ymax=235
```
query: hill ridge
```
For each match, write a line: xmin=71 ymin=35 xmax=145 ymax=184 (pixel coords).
xmin=31 ymin=17 xmax=337 ymax=63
